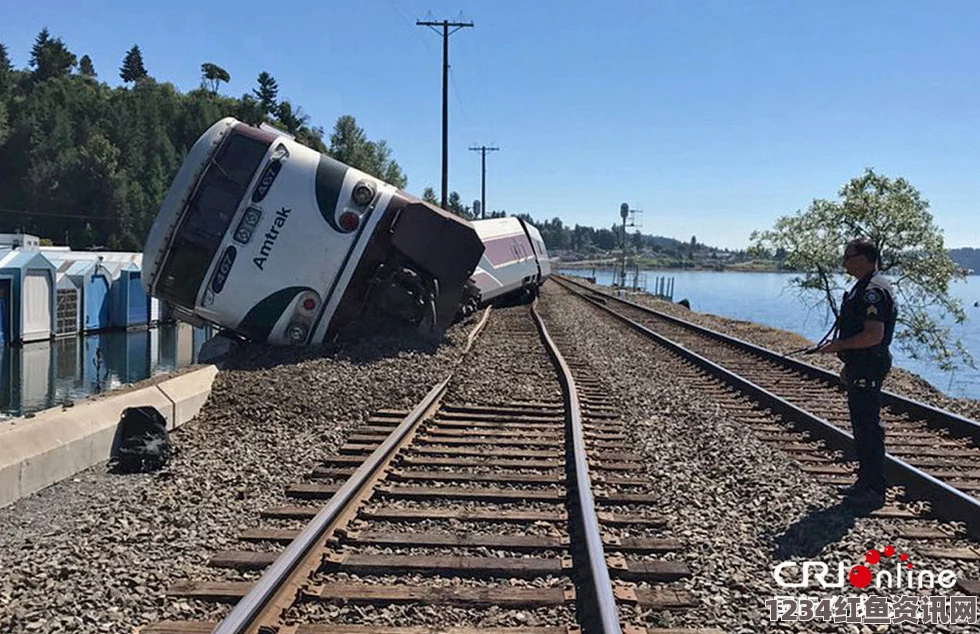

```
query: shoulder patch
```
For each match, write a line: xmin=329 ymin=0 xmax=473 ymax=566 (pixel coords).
xmin=864 ymin=288 xmax=882 ymax=304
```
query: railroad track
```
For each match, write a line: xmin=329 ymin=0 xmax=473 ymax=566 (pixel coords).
xmin=143 ymin=303 xmax=714 ymax=634
xmin=554 ymin=274 xmax=980 ymax=593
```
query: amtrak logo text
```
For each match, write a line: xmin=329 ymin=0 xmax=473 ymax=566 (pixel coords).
xmin=253 ymin=207 xmax=292 ymax=271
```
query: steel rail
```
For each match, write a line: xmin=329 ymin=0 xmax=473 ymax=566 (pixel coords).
xmin=530 ymin=299 xmax=622 ymax=634
xmin=555 ymin=279 xmax=980 ymax=538
xmin=211 ymin=307 xmax=493 ymax=634
xmin=557 ymin=274 xmax=980 ymax=444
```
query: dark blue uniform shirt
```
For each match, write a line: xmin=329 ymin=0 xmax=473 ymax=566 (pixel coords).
xmin=838 ymin=272 xmax=897 ymax=372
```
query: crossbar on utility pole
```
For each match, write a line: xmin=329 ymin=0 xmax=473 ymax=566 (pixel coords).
xmin=469 ymin=145 xmax=499 ymax=219
xmin=417 ymin=18 xmax=474 ymax=210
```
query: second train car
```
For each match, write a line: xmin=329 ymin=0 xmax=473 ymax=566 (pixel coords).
xmin=142 ymin=117 xmax=485 ymax=345
xmin=459 ymin=216 xmax=552 ymax=316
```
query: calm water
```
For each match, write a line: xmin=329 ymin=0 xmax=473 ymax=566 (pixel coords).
xmin=1 ymin=324 xmax=211 ymax=420
xmin=562 ymin=268 xmax=980 ymax=400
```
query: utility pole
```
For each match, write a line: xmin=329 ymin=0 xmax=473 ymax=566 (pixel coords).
xmin=469 ymin=145 xmax=499 ymax=219
xmin=417 ymin=18 xmax=474 ymax=209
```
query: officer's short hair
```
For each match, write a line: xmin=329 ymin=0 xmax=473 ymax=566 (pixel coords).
xmin=847 ymin=238 xmax=879 ymax=265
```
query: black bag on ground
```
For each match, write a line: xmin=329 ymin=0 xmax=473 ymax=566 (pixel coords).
xmin=110 ymin=406 xmax=173 ymax=473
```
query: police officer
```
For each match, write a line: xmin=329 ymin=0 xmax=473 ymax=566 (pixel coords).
xmin=817 ymin=238 xmax=897 ymax=509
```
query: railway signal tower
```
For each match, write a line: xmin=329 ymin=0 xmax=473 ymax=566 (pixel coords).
xmin=618 ymin=204 xmax=642 ymax=288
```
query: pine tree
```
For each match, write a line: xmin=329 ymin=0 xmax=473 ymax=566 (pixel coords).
xmin=447 ymin=191 xmax=471 ymax=218
xmin=0 ymin=42 xmax=10 ymax=72
xmin=253 ymin=72 xmax=279 ymax=115
xmin=29 ymin=28 xmax=51 ymax=69
xmin=0 ymin=42 xmax=11 ymax=95
xmin=79 ymin=54 xmax=96 ymax=76
xmin=120 ymin=45 xmax=147 ymax=83
xmin=29 ymin=28 xmax=76 ymax=80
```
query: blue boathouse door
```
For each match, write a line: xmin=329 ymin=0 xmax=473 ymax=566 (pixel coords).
xmin=86 ymin=275 xmax=109 ymax=331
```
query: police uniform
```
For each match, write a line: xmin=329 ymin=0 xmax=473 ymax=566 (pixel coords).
xmin=838 ymin=271 xmax=897 ymax=494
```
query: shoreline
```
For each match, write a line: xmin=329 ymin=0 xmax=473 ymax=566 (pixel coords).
xmin=572 ymin=277 xmax=980 ymax=417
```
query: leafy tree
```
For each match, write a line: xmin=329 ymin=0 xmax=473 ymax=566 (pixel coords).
xmin=30 ymin=28 xmax=76 ymax=80
xmin=422 ymin=186 xmax=439 ymax=206
xmin=78 ymin=54 xmax=96 ymax=77
xmin=328 ymin=115 xmax=407 ymax=188
xmin=752 ymin=168 xmax=970 ymax=371
xmin=276 ymin=100 xmax=307 ymax=134
xmin=120 ymin=45 xmax=147 ymax=83
xmin=329 ymin=114 xmax=371 ymax=168
xmin=236 ymin=93 xmax=265 ymax=126
xmin=200 ymin=62 xmax=230 ymax=94
xmin=253 ymin=71 xmax=279 ymax=115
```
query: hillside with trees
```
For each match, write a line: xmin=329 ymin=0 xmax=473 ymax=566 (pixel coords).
xmin=0 ymin=30 xmax=406 ymax=250
xmin=950 ymin=248 xmax=980 ymax=273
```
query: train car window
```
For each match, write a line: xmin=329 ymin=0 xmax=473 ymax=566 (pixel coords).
xmin=182 ymin=180 xmax=241 ymax=247
xmin=158 ymin=238 xmax=211 ymax=306
xmin=158 ymin=129 xmax=271 ymax=308
xmin=216 ymin=133 xmax=269 ymax=187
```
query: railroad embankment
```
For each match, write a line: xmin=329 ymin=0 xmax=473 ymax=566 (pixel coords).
xmin=0 ymin=322 xmax=471 ymax=633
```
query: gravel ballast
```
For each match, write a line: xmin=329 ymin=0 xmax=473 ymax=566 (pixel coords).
xmin=0 ymin=321 xmax=475 ymax=633
xmin=595 ymin=279 xmax=980 ymax=420
xmin=538 ymin=282 xmax=980 ymax=633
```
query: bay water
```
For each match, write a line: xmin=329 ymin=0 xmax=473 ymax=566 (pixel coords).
xmin=562 ymin=268 xmax=980 ymax=400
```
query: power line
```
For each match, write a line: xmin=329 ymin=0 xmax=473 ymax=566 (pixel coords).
xmin=468 ymin=145 xmax=499 ymax=219
xmin=416 ymin=17 xmax=474 ymax=210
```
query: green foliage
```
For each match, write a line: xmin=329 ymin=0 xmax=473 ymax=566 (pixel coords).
xmin=752 ymin=168 xmax=970 ymax=372
xmin=119 ymin=45 xmax=147 ymax=83
xmin=422 ymin=187 xmax=439 ymax=206
xmin=0 ymin=42 xmax=12 ymax=95
xmin=0 ymin=37 xmax=406 ymax=253
xmin=446 ymin=191 xmax=470 ymax=219
xmin=78 ymin=54 xmax=96 ymax=77
xmin=200 ymin=62 xmax=230 ymax=94
xmin=253 ymin=72 xmax=279 ymax=115
xmin=276 ymin=100 xmax=307 ymax=134
xmin=328 ymin=115 xmax=407 ymax=188
xmin=30 ymin=28 xmax=76 ymax=81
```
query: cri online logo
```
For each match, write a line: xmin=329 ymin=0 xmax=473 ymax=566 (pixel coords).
xmin=773 ymin=545 xmax=958 ymax=590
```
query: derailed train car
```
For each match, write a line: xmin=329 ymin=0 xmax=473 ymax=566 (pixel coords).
xmin=142 ymin=117 xmax=485 ymax=345
xmin=459 ymin=216 xmax=552 ymax=316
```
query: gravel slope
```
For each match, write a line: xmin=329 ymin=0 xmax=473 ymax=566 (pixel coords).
xmin=0 ymin=321 xmax=473 ymax=634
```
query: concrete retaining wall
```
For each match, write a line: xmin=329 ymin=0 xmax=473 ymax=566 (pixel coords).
xmin=0 ymin=365 xmax=218 ymax=508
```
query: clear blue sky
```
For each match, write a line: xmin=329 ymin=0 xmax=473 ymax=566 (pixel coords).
xmin=4 ymin=0 xmax=979 ymax=249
